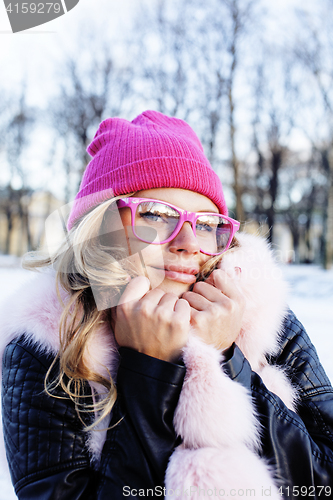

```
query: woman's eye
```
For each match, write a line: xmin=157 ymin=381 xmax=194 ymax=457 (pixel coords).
xmin=196 ymin=223 xmax=213 ymax=232
xmin=140 ymin=211 xmax=166 ymax=222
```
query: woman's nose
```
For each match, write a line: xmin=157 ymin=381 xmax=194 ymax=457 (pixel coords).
xmin=168 ymin=222 xmax=200 ymax=254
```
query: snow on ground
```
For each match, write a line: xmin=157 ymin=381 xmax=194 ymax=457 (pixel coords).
xmin=282 ymin=264 xmax=333 ymax=382
xmin=0 ymin=259 xmax=332 ymax=498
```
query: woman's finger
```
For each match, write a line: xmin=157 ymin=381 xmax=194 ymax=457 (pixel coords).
xmin=209 ymin=269 xmax=241 ymax=301
xmin=157 ymin=292 xmax=179 ymax=309
xmin=117 ymin=276 xmax=150 ymax=305
xmin=141 ymin=287 xmax=167 ymax=305
xmin=182 ymin=290 xmax=220 ymax=311
xmin=188 ymin=306 xmax=200 ymax=322
xmin=190 ymin=280 xmax=225 ymax=303
xmin=174 ymin=298 xmax=191 ymax=320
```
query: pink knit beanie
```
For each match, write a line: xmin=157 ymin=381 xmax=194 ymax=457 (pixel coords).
xmin=67 ymin=110 xmax=227 ymax=230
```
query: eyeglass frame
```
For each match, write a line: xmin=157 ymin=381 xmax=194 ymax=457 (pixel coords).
xmin=116 ymin=197 xmax=240 ymax=256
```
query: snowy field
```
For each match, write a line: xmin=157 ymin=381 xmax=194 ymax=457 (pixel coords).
xmin=0 ymin=261 xmax=332 ymax=499
xmin=282 ymin=264 xmax=333 ymax=383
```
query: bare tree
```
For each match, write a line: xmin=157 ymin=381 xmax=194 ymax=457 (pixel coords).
xmin=50 ymin=43 xmax=132 ymax=203
xmin=1 ymin=89 xmax=35 ymax=254
xmin=223 ymin=0 xmax=258 ymax=222
xmin=292 ymin=2 xmax=333 ymax=268
xmin=316 ymin=147 xmax=333 ymax=267
xmin=132 ymin=0 xmax=201 ymax=121
xmin=134 ymin=0 xmax=259 ymax=221
xmin=249 ymin=53 xmax=296 ymax=243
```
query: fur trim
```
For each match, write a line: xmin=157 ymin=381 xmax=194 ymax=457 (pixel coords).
xmin=165 ymin=447 xmax=280 ymax=499
xmin=0 ymin=233 xmax=297 ymax=490
xmin=258 ymin=364 xmax=298 ymax=410
xmin=165 ymin=336 xmax=279 ymax=496
xmin=0 ymin=270 xmax=119 ymax=464
xmin=173 ymin=337 xmax=260 ymax=451
xmin=220 ymin=233 xmax=289 ymax=368
xmin=83 ymin=319 xmax=119 ymax=462
xmin=0 ymin=271 xmax=66 ymax=361
xmin=219 ymin=233 xmax=296 ymax=411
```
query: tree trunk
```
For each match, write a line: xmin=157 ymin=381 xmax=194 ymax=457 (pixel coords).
xmin=5 ymin=208 xmax=13 ymax=255
xmin=320 ymin=150 xmax=333 ymax=269
xmin=291 ymin=225 xmax=300 ymax=264
xmin=4 ymin=185 xmax=15 ymax=254
xmin=267 ymin=149 xmax=282 ymax=243
xmin=228 ymin=4 xmax=244 ymax=223
xmin=228 ymin=69 xmax=244 ymax=222
xmin=324 ymin=162 xmax=333 ymax=269
xmin=22 ymin=208 xmax=32 ymax=252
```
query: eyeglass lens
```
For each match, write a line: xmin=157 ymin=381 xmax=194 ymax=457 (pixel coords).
xmin=134 ymin=201 xmax=232 ymax=254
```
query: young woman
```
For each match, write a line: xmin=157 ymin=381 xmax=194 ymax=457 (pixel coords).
xmin=1 ymin=110 xmax=333 ymax=499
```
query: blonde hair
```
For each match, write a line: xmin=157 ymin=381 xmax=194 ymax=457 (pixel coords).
xmin=23 ymin=194 xmax=239 ymax=430
xmin=23 ymin=194 xmax=138 ymax=430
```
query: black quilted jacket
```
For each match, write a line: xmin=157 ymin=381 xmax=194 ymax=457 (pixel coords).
xmin=2 ymin=310 xmax=333 ymax=499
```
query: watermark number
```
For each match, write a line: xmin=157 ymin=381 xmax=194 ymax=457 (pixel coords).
xmin=279 ymin=486 xmax=331 ymax=497
xmin=6 ymin=3 xmax=61 ymax=14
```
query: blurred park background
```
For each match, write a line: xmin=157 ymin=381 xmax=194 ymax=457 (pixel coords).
xmin=0 ymin=0 xmax=333 ymax=269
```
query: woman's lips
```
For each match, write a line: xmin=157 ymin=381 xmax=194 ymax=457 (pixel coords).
xmin=152 ymin=267 xmax=199 ymax=284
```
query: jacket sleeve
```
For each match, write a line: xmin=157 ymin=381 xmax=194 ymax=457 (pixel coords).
xmin=97 ymin=347 xmax=186 ymax=499
xmin=1 ymin=337 xmax=97 ymax=500
xmin=223 ymin=310 xmax=333 ymax=496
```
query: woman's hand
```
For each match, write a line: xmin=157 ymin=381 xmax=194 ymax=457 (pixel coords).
xmin=113 ymin=276 xmax=191 ymax=363
xmin=182 ymin=269 xmax=245 ymax=352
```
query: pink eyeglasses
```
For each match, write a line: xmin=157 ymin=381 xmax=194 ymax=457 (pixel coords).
xmin=117 ymin=197 xmax=240 ymax=256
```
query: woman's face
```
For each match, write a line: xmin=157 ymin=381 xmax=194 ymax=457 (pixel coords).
xmin=107 ymin=188 xmax=219 ymax=297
